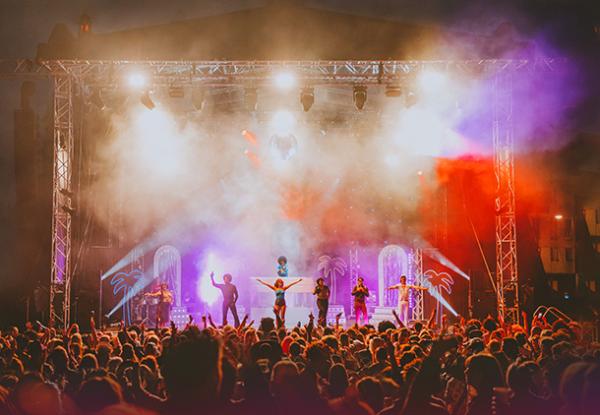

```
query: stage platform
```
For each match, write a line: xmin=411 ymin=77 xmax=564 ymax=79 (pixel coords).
xmin=250 ymin=305 xmax=347 ymax=326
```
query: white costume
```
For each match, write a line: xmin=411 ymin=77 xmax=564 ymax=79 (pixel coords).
xmin=397 ymin=284 xmax=410 ymax=324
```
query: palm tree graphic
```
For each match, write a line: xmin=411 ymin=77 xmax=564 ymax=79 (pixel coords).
xmin=424 ymin=270 xmax=454 ymax=296
xmin=317 ymin=255 xmax=347 ymax=304
xmin=424 ymin=270 xmax=454 ymax=324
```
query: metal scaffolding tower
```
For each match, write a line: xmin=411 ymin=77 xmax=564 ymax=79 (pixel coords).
xmin=493 ymin=72 xmax=519 ymax=324
xmin=348 ymin=243 xmax=360 ymax=290
xmin=412 ymin=248 xmax=424 ymax=321
xmin=49 ymin=74 xmax=75 ymax=329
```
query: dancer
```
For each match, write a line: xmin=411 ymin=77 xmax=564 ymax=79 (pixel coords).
xmin=210 ymin=272 xmax=240 ymax=327
xmin=146 ymin=283 xmax=173 ymax=328
xmin=313 ymin=278 xmax=330 ymax=327
xmin=351 ymin=277 xmax=369 ymax=325
xmin=277 ymin=256 xmax=288 ymax=278
xmin=387 ymin=275 xmax=428 ymax=325
xmin=256 ymin=277 xmax=302 ymax=327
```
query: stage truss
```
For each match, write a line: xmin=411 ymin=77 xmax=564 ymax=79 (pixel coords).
xmin=2 ymin=57 xmax=565 ymax=327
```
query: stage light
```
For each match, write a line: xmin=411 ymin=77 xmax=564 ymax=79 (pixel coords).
xmin=140 ymin=91 xmax=155 ymax=110
xmin=127 ymin=72 xmax=147 ymax=89
xmin=245 ymin=88 xmax=258 ymax=111
xmin=197 ymin=252 xmax=226 ymax=306
xmin=353 ymin=85 xmax=367 ymax=110
xmin=191 ymin=88 xmax=205 ymax=111
xmin=168 ymin=84 xmax=184 ymax=98
xmin=554 ymin=214 xmax=564 ymax=220
xmin=80 ymin=14 xmax=91 ymax=34
xmin=417 ymin=170 xmax=424 ymax=176
xmin=274 ymin=71 xmax=296 ymax=90
xmin=300 ymin=87 xmax=314 ymax=112
xmin=385 ymin=84 xmax=403 ymax=98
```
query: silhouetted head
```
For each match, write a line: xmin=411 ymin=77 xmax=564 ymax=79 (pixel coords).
xmin=275 ymin=279 xmax=284 ymax=288
xmin=357 ymin=277 xmax=364 ymax=285
xmin=357 ymin=376 xmax=384 ymax=413
xmin=162 ymin=332 xmax=222 ymax=408
xmin=223 ymin=274 xmax=232 ymax=283
xmin=317 ymin=278 xmax=324 ymax=286
xmin=328 ymin=364 xmax=349 ymax=398
xmin=278 ymin=256 xmax=287 ymax=265
xmin=400 ymin=275 xmax=407 ymax=284
xmin=465 ymin=353 xmax=504 ymax=396
xmin=76 ymin=376 xmax=123 ymax=413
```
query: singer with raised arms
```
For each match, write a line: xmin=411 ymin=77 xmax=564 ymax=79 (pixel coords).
xmin=256 ymin=277 xmax=302 ymax=327
xmin=387 ymin=274 xmax=428 ymax=325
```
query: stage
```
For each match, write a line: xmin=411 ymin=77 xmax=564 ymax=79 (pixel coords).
xmin=4 ymin=56 xmax=564 ymax=328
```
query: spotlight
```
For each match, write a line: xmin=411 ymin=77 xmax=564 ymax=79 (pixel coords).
xmin=168 ymin=84 xmax=184 ymax=98
xmin=191 ymin=89 xmax=205 ymax=111
xmin=274 ymin=71 xmax=296 ymax=90
xmin=353 ymin=85 xmax=367 ymax=110
xmin=385 ymin=84 xmax=403 ymax=98
xmin=245 ymin=88 xmax=258 ymax=112
xmin=554 ymin=214 xmax=564 ymax=221
xmin=127 ymin=72 xmax=147 ymax=89
xmin=80 ymin=14 xmax=91 ymax=34
xmin=89 ymin=88 xmax=104 ymax=110
xmin=140 ymin=91 xmax=155 ymax=110
xmin=300 ymin=87 xmax=314 ymax=112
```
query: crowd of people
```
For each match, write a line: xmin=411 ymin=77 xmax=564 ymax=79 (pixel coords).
xmin=0 ymin=309 xmax=599 ymax=415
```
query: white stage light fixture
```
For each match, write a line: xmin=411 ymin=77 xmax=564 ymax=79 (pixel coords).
xmin=127 ymin=72 xmax=147 ymax=89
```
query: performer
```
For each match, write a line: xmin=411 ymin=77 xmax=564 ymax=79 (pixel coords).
xmin=387 ymin=275 xmax=428 ymax=325
xmin=146 ymin=283 xmax=173 ymax=328
xmin=313 ymin=278 xmax=330 ymax=327
xmin=257 ymin=277 xmax=302 ymax=327
xmin=351 ymin=277 xmax=369 ymax=325
xmin=210 ymin=272 xmax=240 ymax=327
xmin=277 ymin=256 xmax=288 ymax=278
